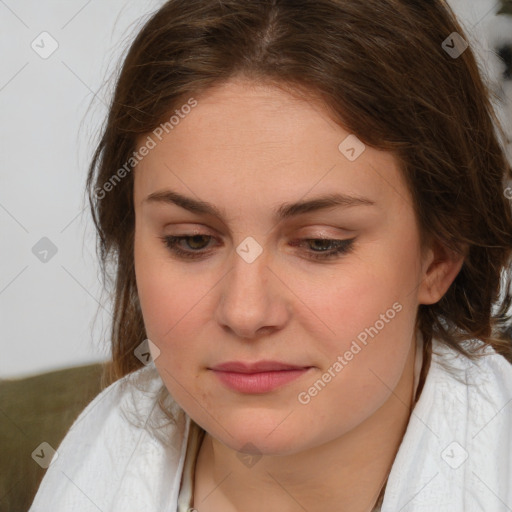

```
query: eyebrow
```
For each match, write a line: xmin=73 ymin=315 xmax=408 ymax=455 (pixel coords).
xmin=143 ymin=189 xmax=376 ymax=220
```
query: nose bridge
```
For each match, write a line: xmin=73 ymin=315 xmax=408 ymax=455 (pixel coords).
xmin=216 ymin=241 xmax=285 ymax=337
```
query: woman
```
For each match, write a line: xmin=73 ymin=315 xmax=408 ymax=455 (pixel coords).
xmin=29 ymin=0 xmax=512 ymax=510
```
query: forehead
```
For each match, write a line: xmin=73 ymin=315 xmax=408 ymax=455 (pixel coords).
xmin=133 ymin=78 xmax=410 ymax=219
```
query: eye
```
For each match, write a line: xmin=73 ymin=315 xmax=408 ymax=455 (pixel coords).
xmin=160 ymin=234 xmax=214 ymax=260
xmin=291 ymin=238 xmax=356 ymax=260
xmin=158 ymin=234 xmax=356 ymax=261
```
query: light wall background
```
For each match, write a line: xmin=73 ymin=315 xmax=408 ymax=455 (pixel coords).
xmin=1 ymin=0 xmax=511 ymax=379
xmin=0 ymin=0 xmax=166 ymax=378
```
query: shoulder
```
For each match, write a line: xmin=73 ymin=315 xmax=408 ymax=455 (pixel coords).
xmin=426 ymin=337 xmax=512 ymax=458
xmin=29 ymin=364 xmax=190 ymax=512
xmin=431 ymin=338 xmax=512 ymax=449
xmin=430 ymin=337 xmax=512 ymax=413
xmin=382 ymin=337 xmax=512 ymax=511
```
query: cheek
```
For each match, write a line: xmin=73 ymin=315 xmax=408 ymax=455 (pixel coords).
xmin=309 ymin=279 xmax=413 ymax=392
xmin=296 ymin=245 xmax=419 ymax=413
xmin=295 ymin=301 xmax=414 ymax=440
xmin=306 ymin=250 xmax=414 ymax=350
xmin=134 ymin=238 xmax=185 ymax=375
xmin=135 ymin=267 xmax=201 ymax=365
xmin=134 ymin=228 xmax=188 ymax=338
xmin=134 ymin=263 xmax=205 ymax=402
xmin=134 ymin=235 xmax=213 ymax=380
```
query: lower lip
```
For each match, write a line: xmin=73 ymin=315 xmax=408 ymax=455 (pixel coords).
xmin=211 ymin=368 xmax=310 ymax=393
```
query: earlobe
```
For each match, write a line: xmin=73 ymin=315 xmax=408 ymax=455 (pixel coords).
xmin=417 ymin=241 xmax=466 ymax=305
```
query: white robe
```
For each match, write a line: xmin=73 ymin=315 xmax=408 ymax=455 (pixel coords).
xmin=28 ymin=336 xmax=512 ymax=511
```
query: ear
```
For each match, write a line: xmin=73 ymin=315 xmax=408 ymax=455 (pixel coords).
xmin=417 ymin=239 xmax=466 ymax=305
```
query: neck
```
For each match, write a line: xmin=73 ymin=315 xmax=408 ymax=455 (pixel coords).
xmin=193 ymin=337 xmax=418 ymax=512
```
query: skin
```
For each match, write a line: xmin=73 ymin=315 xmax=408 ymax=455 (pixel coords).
xmin=132 ymin=77 xmax=464 ymax=511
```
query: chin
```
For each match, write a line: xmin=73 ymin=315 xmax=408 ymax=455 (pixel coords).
xmin=208 ymin=418 xmax=312 ymax=456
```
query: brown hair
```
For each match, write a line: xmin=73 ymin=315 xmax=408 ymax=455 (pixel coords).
xmin=86 ymin=0 xmax=512 ymax=389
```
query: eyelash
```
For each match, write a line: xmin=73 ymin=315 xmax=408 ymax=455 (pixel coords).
xmin=158 ymin=234 xmax=355 ymax=261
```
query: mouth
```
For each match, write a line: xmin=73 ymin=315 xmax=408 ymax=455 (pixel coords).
xmin=209 ymin=360 xmax=313 ymax=393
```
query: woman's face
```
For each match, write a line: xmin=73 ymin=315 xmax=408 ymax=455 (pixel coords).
xmin=133 ymin=78 xmax=438 ymax=455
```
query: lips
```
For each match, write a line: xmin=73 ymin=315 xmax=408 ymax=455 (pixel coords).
xmin=210 ymin=360 xmax=309 ymax=373
xmin=209 ymin=360 xmax=312 ymax=393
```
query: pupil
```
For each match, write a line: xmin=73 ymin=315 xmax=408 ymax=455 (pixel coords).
xmin=311 ymin=239 xmax=330 ymax=251
xmin=189 ymin=235 xmax=208 ymax=249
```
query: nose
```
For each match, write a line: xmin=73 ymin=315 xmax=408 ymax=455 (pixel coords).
xmin=215 ymin=246 xmax=290 ymax=340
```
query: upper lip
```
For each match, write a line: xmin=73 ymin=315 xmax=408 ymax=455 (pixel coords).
xmin=210 ymin=361 xmax=310 ymax=373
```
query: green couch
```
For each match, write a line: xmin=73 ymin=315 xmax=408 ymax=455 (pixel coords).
xmin=0 ymin=363 xmax=106 ymax=512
